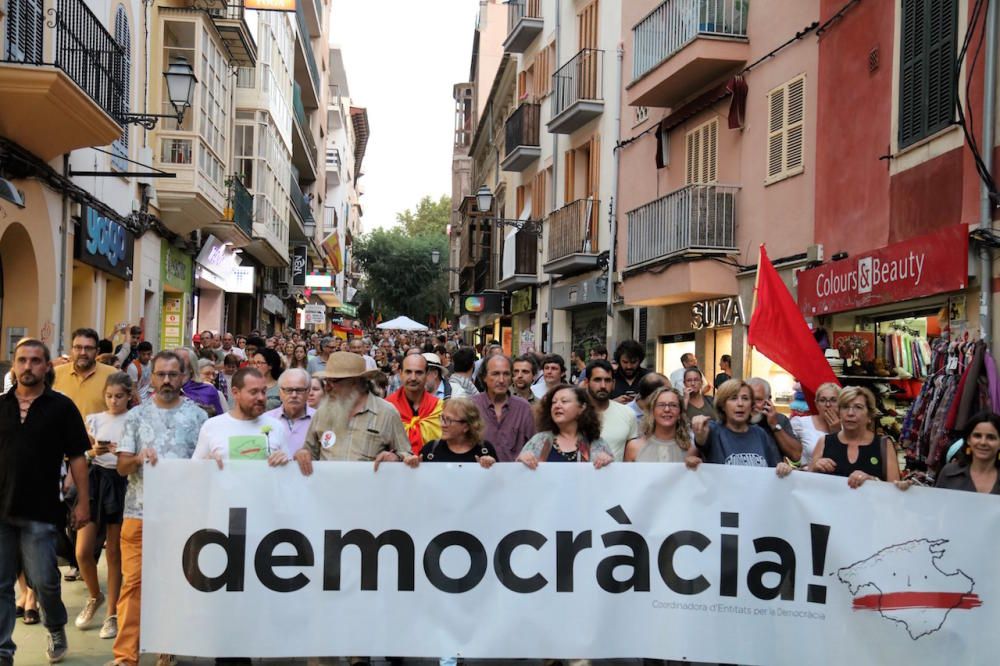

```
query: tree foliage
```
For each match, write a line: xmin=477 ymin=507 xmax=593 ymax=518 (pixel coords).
xmin=396 ymin=195 xmax=451 ymax=237
xmin=353 ymin=195 xmax=452 ymax=322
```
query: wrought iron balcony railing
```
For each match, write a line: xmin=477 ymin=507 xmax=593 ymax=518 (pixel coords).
xmin=626 ymin=184 xmax=738 ymax=268
xmin=547 ymin=199 xmax=599 ymax=263
xmin=3 ymin=0 xmax=127 ymax=122
xmin=552 ymin=48 xmax=604 ymax=119
xmin=505 ymin=102 xmax=541 ymax=155
xmin=633 ymin=0 xmax=749 ymax=80
xmin=228 ymin=175 xmax=254 ymax=237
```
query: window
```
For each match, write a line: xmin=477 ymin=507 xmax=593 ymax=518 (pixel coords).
xmin=111 ymin=6 xmax=131 ymax=172
xmin=685 ymin=118 xmax=718 ymax=184
xmin=634 ymin=106 xmax=649 ymax=126
xmin=236 ymin=67 xmax=255 ymax=88
xmin=765 ymin=75 xmax=805 ymax=184
xmin=161 ymin=138 xmax=192 ymax=164
xmin=899 ymin=0 xmax=957 ymax=148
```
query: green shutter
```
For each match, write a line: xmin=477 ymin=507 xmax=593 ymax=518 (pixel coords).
xmin=899 ymin=0 xmax=957 ymax=149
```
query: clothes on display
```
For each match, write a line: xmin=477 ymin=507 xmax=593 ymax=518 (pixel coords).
xmin=883 ymin=329 xmax=933 ymax=379
xmin=899 ymin=337 xmax=998 ymax=471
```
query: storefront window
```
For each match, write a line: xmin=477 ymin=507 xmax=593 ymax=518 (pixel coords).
xmin=749 ymin=348 xmax=795 ymax=406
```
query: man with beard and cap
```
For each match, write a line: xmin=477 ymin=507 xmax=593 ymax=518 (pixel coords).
xmin=586 ymin=359 xmax=640 ymax=461
xmin=54 ymin=328 xmax=119 ymax=418
xmin=0 ymin=338 xmax=91 ymax=664
xmin=194 ymin=368 xmax=290 ymax=468
xmin=610 ymin=339 xmax=652 ymax=403
xmin=112 ymin=351 xmax=207 ymax=666
xmin=294 ymin=352 xmax=412 ymax=470
xmin=748 ymin=377 xmax=802 ymax=463
xmin=386 ymin=353 xmax=443 ymax=454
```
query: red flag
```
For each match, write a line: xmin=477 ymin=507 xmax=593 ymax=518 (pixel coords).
xmin=748 ymin=245 xmax=839 ymax=400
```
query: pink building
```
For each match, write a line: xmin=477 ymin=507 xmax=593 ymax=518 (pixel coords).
xmin=617 ymin=0 xmax=820 ymax=394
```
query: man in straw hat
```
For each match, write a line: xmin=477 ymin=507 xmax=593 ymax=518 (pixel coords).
xmin=294 ymin=352 xmax=412 ymax=472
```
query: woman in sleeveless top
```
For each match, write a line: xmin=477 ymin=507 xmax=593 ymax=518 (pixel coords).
xmin=682 ymin=367 xmax=715 ymax=421
xmin=790 ymin=381 xmax=841 ymax=468
xmin=518 ymin=384 xmax=613 ymax=468
xmin=810 ymin=386 xmax=907 ymax=489
xmin=626 ymin=386 xmax=692 ymax=462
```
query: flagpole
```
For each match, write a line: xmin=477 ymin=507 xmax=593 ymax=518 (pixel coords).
xmin=747 ymin=244 xmax=764 ymax=367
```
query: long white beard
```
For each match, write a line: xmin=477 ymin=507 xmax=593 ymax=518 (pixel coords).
xmin=750 ymin=412 xmax=764 ymax=425
xmin=320 ymin=387 xmax=364 ymax=435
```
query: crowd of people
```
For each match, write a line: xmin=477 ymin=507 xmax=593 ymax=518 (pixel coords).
xmin=1 ymin=324 xmax=998 ymax=666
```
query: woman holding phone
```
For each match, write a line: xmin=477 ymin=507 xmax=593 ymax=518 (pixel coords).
xmin=683 ymin=367 xmax=714 ymax=421
xmin=76 ymin=372 xmax=133 ymax=638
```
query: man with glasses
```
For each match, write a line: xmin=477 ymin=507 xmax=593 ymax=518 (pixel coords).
xmin=748 ymin=377 xmax=802 ymax=464
xmin=110 ymin=351 xmax=207 ymax=666
xmin=308 ymin=337 xmax=336 ymax=375
xmin=265 ymin=368 xmax=315 ymax=456
xmin=54 ymin=328 xmax=118 ymax=418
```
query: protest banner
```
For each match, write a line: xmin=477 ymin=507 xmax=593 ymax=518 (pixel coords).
xmin=142 ymin=461 xmax=999 ymax=663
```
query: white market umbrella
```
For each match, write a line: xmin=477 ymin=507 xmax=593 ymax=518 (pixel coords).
xmin=377 ymin=315 xmax=428 ymax=331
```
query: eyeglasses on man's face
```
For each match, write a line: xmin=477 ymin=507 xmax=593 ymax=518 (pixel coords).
xmin=153 ymin=371 xmax=181 ymax=380
xmin=280 ymin=387 xmax=308 ymax=394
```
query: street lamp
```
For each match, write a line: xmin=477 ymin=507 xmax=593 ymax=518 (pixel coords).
xmin=474 ymin=185 xmax=541 ymax=235
xmin=121 ymin=57 xmax=198 ymax=130
xmin=431 ymin=249 xmax=461 ymax=274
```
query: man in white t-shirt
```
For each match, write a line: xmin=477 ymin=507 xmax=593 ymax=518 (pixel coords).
xmin=194 ymin=367 xmax=290 ymax=467
xmin=586 ymin=360 xmax=640 ymax=461
xmin=125 ymin=341 xmax=153 ymax=400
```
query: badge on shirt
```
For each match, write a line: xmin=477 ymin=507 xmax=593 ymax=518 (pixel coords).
xmin=321 ymin=430 xmax=337 ymax=449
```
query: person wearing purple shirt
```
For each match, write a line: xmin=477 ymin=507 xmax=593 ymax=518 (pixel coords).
xmin=175 ymin=347 xmax=225 ymax=417
xmin=472 ymin=355 xmax=535 ymax=462
xmin=264 ymin=368 xmax=315 ymax=456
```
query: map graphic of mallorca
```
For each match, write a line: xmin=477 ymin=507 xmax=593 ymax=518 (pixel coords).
xmin=836 ymin=539 xmax=982 ymax=639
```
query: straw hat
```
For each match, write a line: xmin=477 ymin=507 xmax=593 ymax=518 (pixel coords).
xmin=422 ymin=352 xmax=446 ymax=372
xmin=314 ymin=351 xmax=367 ymax=379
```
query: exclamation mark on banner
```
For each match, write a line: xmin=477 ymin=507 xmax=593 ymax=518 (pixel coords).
xmin=807 ymin=523 xmax=830 ymax=604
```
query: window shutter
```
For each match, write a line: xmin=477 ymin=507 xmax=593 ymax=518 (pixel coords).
xmin=5 ymin=0 xmax=44 ymax=63
xmin=685 ymin=119 xmax=718 ymax=184
xmin=767 ymin=85 xmax=785 ymax=180
xmin=111 ymin=6 xmax=131 ymax=171
xmin=899 ymin=0 xmax=956 ymax=148
xmin=785 ymin=76 xmax=805 ymax=173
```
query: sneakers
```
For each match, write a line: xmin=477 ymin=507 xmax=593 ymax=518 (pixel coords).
xmin=74 ymin=592 xmax=105 ymax=629
xmin=156 ymin=655 xmax=178 ymax=666
xmin=99 ymin=614 xmax=118 ymax=639
xmin=63 ymin=567 xmax=80 ymax=581
xmin=46 ymin=628 xmax=67 ymax=663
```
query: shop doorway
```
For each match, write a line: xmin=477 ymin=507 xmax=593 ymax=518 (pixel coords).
xmin=658 ymin=333 xmax=695 ymax=377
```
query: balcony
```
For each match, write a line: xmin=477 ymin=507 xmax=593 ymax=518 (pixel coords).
xmin=544 ymin=199 xmax=601 ymax=275
xmin=289 ymin=176 xmax=316 ymax=242
xmin=498 ymin=229 xmax=539 ymax=290
xmin=0 ymin=0 xmax=125 ymax=160
xmin=501 ymin=103 xmax=541 ymax=172
xmin=326 ymin=147 xmax=342 ymax=184
xmin=626 ymin=184 xmax=738 ymax=270
xmin=155 ymin=134 xmax=229 ymax=235
xmin=292 ymin=82 xmax=318 ymax=181
xmin=206 ymin=3 xmax=257 ymax=67
xmin=294 ymin=2 xmax=321 ymax=108
xmin=549 ymin=49 xmax=604 ymax=134
xmin=302 ymin=0 xmax=323 ymax=39
xmin=204 ymin=176 xmax=254 ymax=247
xmin=628 ymin=0 xmax=749 ymax=108
xmin=504 ymin=0 xmax=543 ymax=54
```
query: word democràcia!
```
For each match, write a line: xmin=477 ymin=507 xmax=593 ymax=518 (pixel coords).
xmin=182 ymin=507 xmax=833 ymax=605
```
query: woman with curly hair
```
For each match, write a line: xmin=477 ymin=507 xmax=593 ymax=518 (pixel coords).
xmin=626 ymin=386 xmax=693 ymax=462
xmin=517 ymin=384 xmax=613 ymax=468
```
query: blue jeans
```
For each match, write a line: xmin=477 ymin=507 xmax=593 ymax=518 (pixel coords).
xmin=0 ymin=517 xmax=68 ymax=659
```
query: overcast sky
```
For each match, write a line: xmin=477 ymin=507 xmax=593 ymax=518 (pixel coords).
xmin=329 ymin=0 xmax=479 ymax=231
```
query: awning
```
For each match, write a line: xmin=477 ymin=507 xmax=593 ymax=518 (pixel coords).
xmin=316 ymin=292 xmax=342 ymax=308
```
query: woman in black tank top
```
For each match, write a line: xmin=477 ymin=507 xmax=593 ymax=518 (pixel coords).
xmin=810 ymin=387 xmax=904 ymax=489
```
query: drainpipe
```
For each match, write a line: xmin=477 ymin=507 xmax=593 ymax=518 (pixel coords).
xmin=607 ymin=43 xmax=624 ymax=353
xmin=57 ymin=155 xmax=70 ymax=356
xmin=546 ymin=0 xmax=561 ymax=354
xmin=980 ymin=0 xmax=998 ymax=347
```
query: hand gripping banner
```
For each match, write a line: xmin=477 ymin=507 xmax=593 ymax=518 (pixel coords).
xmin=141 ymin=461 xmax=1000 ymax=664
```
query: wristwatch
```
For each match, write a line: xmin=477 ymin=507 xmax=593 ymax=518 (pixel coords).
xmin=773 ymin=423 xmax=783 ymax=432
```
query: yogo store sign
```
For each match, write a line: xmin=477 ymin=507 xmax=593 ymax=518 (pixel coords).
xmin=74 ymin=207 xmax=135 ymax=281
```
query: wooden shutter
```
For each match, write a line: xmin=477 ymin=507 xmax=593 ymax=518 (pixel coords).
xmin=578 ymin=2 xmax=599 ymax=100
xmin=6 ymin=0 xmax=44 ymax=62
xmin=564 ymin=149 xmax=576 ymax=204
xmin=765 ymin=75 xmax=806 ymax=183
xmin=685 ymin=119 xmax=718 ymax=185
xmin=516 ymin=186 xmax=526 ymax=217
xmin=578 ymin=1 xmax=599 ymax=50
xmin=899 ymin=0 xmax=956 ymax=148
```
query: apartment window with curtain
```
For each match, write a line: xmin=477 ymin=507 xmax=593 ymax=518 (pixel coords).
xmin=898 ymin=0 xmax=957 ymax=149
xmin=685 ymin=118 xmax=718 ymax=184
xmin=765 ymin=75 xmax=805 ymax=184
xmin=111 ymin=6 xmax=131 ymax=172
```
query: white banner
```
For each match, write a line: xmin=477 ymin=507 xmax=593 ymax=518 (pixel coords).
xmin=142 ymin=462 xmax=1000 ymax=663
